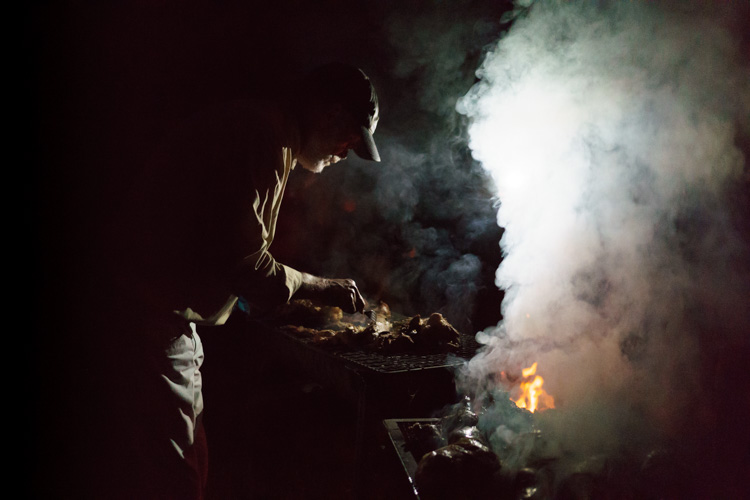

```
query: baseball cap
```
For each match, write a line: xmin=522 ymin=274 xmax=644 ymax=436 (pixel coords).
xmin=304 ymin=63 xmax=381 ymax=162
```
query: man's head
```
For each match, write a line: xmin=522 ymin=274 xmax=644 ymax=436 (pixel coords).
xmin=295 ymin=63 xmax=380 ymax=173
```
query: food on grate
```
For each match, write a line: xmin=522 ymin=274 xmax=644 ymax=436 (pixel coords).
xmin=278 ymin=305 xmax=463 ymax=355
xmin=391 ymin=313 xmax=461 ymax=353
xmin=271 ymin=299 xmax=344 ymax=328
xmin=315 ymin=325 xmax=378 ymax=348
xmin=366 ymin=301 xmax=392 ymax=323
xmin=278 ymin=325 xmax=338 ymax=342
xmin=370 ymin=330 xmax=415 ymax=353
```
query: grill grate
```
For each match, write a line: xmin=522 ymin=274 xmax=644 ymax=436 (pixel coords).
xmin=277 ymin=329 xmax=481 ymax=374
xmin=335 ymin=334 xmax=480 ymax=373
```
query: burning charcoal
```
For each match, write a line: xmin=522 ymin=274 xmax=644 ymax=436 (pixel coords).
xmin=415 ymin=437 xmax=502 ymax=500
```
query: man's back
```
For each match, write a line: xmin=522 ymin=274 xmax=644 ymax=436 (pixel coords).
xmin=108 ymin=99 xmax=299 ymax=320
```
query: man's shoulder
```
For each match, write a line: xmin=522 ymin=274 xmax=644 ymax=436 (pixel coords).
xmin=219 ymin=98 xmax=294 ymax=151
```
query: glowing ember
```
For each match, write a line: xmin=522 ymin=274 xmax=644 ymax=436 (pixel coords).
xmin=511 ymin=362 xmax=555 ymax=413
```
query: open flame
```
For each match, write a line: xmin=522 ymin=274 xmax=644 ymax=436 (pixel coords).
xmin=511 ymin=362 xmax=555 ymax=413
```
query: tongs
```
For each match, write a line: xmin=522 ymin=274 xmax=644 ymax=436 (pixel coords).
xmin=361 ymin=301 xmax=391 ymax=325
xmin=362 ymin=309 xmax=378 ymax=322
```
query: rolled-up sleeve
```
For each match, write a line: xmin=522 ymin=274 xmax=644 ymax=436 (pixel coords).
xmin=229 ymin=188 xmax=303 ymax=306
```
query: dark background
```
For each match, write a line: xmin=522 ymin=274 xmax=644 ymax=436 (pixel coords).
xmin=25 ymin=1 xmax=750 ymax=498
xmin=29 ymin=1 xmax=512 ymax=498
xmin=32 ymin=0 xmax=511 ymax=337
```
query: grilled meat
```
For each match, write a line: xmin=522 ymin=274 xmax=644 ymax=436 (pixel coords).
xmin=281 ymin=307 xmax=463 ymax=355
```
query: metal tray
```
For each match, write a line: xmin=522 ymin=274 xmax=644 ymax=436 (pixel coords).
xmin=383 ymin=418 xmax=441 ymax=499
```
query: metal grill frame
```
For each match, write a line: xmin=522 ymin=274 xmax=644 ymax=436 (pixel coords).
xmin=288 ymin=331 xmax=480 ymax=374
xmin=383 ymin=418 xmax=441 ymax=499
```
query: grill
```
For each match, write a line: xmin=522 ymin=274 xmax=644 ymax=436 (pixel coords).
xmin=250 ymin=323 xmax=479 ymax=413
xmin=310 ymin=333 xmax=479 ymax=373
xmin=249 ymin=314 xmax=480 ymax=390
xmin=247 ymin=317 xmax=479 ymax=498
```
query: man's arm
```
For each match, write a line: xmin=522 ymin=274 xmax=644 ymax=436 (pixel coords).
xmin=221 ymin=102 xmax=366 ymax=314
xmin=293 ymin=273 xmax=366 ymax=314
xmin=226 ymin=144 xmax=365 ymax=313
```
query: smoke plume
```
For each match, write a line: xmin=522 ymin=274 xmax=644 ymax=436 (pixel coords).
xmin=456 ymin=0 xmax=749 ymax=494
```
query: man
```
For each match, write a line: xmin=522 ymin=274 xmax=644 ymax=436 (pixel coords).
xmin=96 ymin=62 xmax=380 ymax=499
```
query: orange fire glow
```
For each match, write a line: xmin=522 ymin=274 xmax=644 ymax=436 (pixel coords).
xmin=511 ymin=362 xmax=555 ymax=413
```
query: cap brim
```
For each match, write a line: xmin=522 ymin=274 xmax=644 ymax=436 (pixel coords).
xmin=352 ymin=125 xmax=380 ymax=162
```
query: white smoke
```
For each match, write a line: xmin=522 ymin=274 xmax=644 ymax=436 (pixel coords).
xmin=455 ymin=0 xmax=750 ymax=488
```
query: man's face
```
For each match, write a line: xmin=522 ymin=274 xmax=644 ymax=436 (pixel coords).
xmin=297 ymin=106 xmax=361 ymax=173
xmin=297 ymin=132 xmax=360 ymax=173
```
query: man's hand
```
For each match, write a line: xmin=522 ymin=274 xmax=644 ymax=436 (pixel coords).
xmin=294 ymin=273 xmax=366 ymax=314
